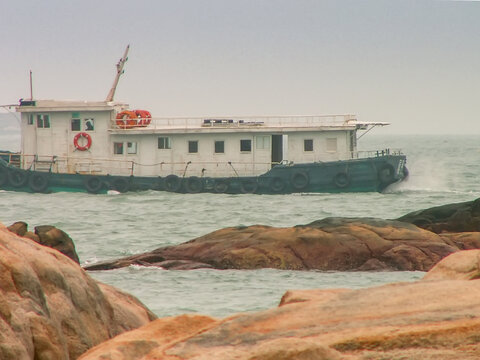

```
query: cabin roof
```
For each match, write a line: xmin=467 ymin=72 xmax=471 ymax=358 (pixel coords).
xmin=16 ymin=99 xmax=128 ymax=112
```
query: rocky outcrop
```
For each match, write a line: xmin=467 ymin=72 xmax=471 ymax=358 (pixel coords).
xmin=423 ymin=249 xmax=480 ymax=281
xmin=8 ymin=222 xmax=80 ymax=263
xmin=397 ymin=198 xmax=480 ymax=233
xmin=79 ymin=250 xmax=480 ymax=360
xmin=84 ymin=218 xmax=458 ymax=272
xmin=0 ymin=224 xmax=156 ymax=360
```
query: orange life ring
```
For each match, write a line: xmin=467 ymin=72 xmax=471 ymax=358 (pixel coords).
xmin=134 ymin=110 xmax=152 ymax=127
xmin=74 ymin=132 xmax=92 ymax=151
xmin=116 ymin=110 xmax=138 ymax=128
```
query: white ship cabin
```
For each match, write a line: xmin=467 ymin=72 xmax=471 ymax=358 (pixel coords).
xmin=17 ymin=99 xmax=385 ymax=178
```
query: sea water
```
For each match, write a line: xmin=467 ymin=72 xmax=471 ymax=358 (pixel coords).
xmin=1 ymin=134 xmax=479 ymax=317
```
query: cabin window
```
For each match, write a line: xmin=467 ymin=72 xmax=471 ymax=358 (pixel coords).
xmin=71 ymin=118 xmax=81 ymax=131
xmin=114 ymin=142 xmax=124 ymax=155
xmin=240 ymin=139 xmax=251 ymax=152
xmin=158 ymin=137 xmax=171 ymax=149
xmin=188 ymin=140 xmax=198 ymax=153
xmin=28 ymin=114 xmax=34 ymax=125
xmin=304 ymin=139 xmax=313 ymax=152
xmin=256 ymin=136 xmax=270 ymax=150
xmin=326 ymin=138 xmax=338 ymax=152
xmin=214 ymin=140 xmax=224 ymax=154
xmin=127 ymin=142 xmax=137 ymax=154
xmin=36 ymin=114 xmax=50 ymax=128
xmin=85 ymin=118 xmax=94 ymax=131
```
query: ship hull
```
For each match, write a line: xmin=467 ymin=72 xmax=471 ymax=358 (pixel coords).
xmin=0 ymin=155 xmax=406 ymax=195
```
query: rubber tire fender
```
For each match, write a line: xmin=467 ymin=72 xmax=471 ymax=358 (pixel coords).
xmin=112 ymin=177 xmax=130 ymax=193
xmin=270 ymin=177 xmax=286 ymax=192
xmin=333 ymin=172 xmax=349 ymax=188
xmin=28 ymin=173 xmax=49 ymax=192
xmin=213 ymin=180 xmax=229 ymax=193
xmin=378 ymin=164 xmax=395 ymax=184
xmin=164 ymin=174 xmax=182 ymax=192
xmin=8 ymin=169 xmax=29 ymax=188
xmin=0 ymin=167 xmax=8 ymax=186
xmin=84 ymin=176 xmax=103 ymax=194
xmin=185 ymin=176 xmax=204 ymax=193
xmin=240 ymin=178 xmax=258 ymax=194
xmin=290 ymin=171 xmax=309 ymax=190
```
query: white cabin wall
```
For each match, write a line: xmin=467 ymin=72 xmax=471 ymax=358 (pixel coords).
xmin=134 ymin=132 xmax=271 ymax=177
xmin=286 ymin=130 xmax=350 ymax=164
xmin=20 ymin=109 xmax=116 ymax=173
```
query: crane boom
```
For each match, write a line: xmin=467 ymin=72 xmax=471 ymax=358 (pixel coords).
xmin=105 ymin=45 xmax=130 ymax=102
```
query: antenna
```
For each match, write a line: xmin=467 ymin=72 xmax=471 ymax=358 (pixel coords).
xmin=105 ymin=45 xmax=130 ymax=102
xmin=29 ymin=70 xmax=33 ymax=100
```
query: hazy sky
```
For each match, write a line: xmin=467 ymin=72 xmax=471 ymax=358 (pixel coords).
xmin=1 ymin=0 xmax=479 ymax=135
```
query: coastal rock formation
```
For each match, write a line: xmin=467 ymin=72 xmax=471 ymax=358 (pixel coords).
xmin=79 ymin=250 xmax=480 ymax=360
xmin=0 ymin=223 xmax=156 ymax=360
xmin=7 ymin=222 xmax=80 ymax=263
xmin=423 ymin=249 xmax=480 ymax=281
xmin=397 ymin=198 xmax=480 ymax=233
xmin=84 ymin=218 xmax=458 ymax=272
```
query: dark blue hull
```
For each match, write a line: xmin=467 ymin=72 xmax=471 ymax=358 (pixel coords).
xmin=0 ymin=154 xmax=407 ymax=194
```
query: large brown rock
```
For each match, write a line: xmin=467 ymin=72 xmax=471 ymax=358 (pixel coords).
xmin=7 ymin=222 xmax=80 ymax=264
xmin=79 ymin=264 xmax=480 ymax=359
xmin=0 ymin=223 xmax=156 ymax=360
xmin=397 ymin=198 xmax=480 ymax=233
xmin=423 ymin=249 xmax=480 ymax=281
xmin=84 ymin=218 xmax=458 ymax=272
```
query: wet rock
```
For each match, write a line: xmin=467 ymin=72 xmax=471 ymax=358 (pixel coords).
xmin=397 ymin=198 xmax=480 ymax=233
xmin=0 ymin=223 xmax=156 ymax=360
xmin=78 ymin=274 xmax=480 ymax=359
xmin=34 ymin=225 xmax=80 ymax=264
xmin=7 ymin=221 xmax=28 ymax=236
xmin=7 ymin=222 xmax=81 ymax=264
xmin=154 ymin=259 xmax=214 ymax=270
xmin=84 ymin=218 xmax=457 ymax=272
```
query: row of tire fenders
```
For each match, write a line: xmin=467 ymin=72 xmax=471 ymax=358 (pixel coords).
xmin=0 ymin=164 xmax=398 ymax=194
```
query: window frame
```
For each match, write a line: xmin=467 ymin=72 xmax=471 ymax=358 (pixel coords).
xmin=214 ymin=140 xmax=225 ymax=154
xmin=304 ymin=139 xmax=314 ymax=152
xmin=256 ymin=136 xmax=270 ymax=150
xmin=326 ymin=137 xmax=338 ymax=153
xmin=240 ymin=139 xmax=252 ymax=152
xmin=127 ymin=142 xmax=137 ymax=154
xmin=36 ymin=114 xmax=50 ymax=129
xmin=158 ymin=136 xmax=171 ymax=149
xmin=188 ymin=140 xmax=198 ymax=154
xmin=71 ymin=118 xmax=81 ymax=131
xmin=84 ymin=118 xmax=95 ymax=131
xmin=113 ymin=142 xmax=124 ymax=155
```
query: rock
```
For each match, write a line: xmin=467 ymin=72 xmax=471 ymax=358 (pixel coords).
xmin=440 ymin=232 xmax=480 ymax=250
xmin=79 ymin=315 xmax=219 ymax=360
xmin=7 ymin=222 xmax=80 ymax=264
xmin=154 ymin=259 xmax=214 ymax=270
xmin=78 ymin=278 xmax=480 ymax=360
xmin=397 ymin=198 xmax=480 ymax=233
xmin=7 ymin=221 xmax=28 ymax=236
xmin=34 ymin=225 xmax=80 ymax=264
xmin=423 ymin=249 xmax=480 ymax=281
xmin=0 ymin=223 xmax=156 ymax=360
xmin=84 ymin=218 xmax=458 ymax=272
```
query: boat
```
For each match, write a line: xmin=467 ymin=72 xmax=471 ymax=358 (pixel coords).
xmin=0 ymin=46 xmax=407 ymax=195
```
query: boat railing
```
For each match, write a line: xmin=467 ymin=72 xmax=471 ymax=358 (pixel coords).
xmin=4 ymin=148 xmax=403 ymax=178
xmin=354 ymin=149 xmax=403 ymax=159
xmin=110 ymin=114 xmax=358 ymax=130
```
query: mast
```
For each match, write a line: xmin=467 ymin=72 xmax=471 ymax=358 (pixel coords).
xmin=105 ymin=45 xmax=130 ymax=102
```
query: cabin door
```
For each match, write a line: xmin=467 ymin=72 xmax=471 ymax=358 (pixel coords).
xmin=271 ymin=135 xmax=283 ymax=167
